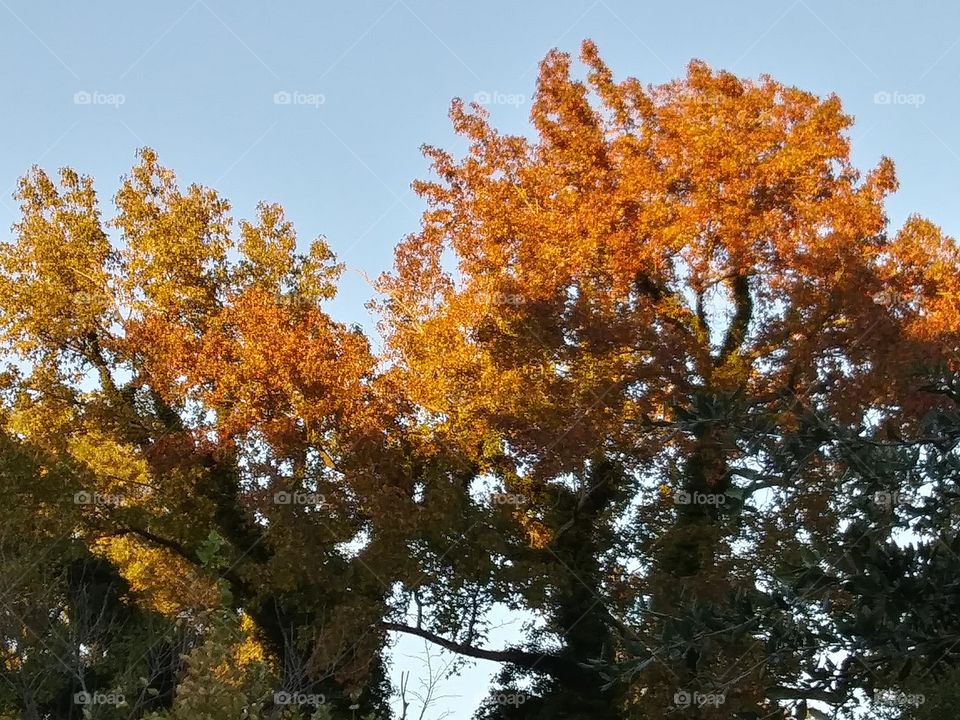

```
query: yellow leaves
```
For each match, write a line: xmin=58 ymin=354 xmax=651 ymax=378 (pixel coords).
xmin=236 ymin=202 xmax=342 ymax=302
xmin=519 ymin=514 xmax=552 ymax=550
xmin=0 ymin=147 xmax=424 ymax=712
xmin=6 ymin=378 xmax=76 ymax=454
xmin=0 ymin=147 xmax=384 ymax=467
xmin=0 ymin=165 xmax=115 ymax=358
xmin=298 ymin=237 xmax=344 ymax=303
xmin=6 ymin=399 xmax=72 ymax=446
xmin=711 ymin=348 xmax=751 ymax=393
xmin=233 ymin=613 xmax=266 ymax=666
xmin=68 ymin=431 xmax=151 ymax=500
xmin=94 ymin=536 xmax=218 ymax=615
xmin=318 ymin=448 xmax=337 ymax=469
xmin=658 ymin=483 xmax=672 ymax=497
xmin=160 ymin=609 xmax=276 ymax=720
xmin=115 ymin=148 xmax=231 ymax=322
xmin=237 ymin=202 xmax=297 ymax=292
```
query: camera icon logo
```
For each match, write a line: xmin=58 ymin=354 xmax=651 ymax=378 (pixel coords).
xmin=873 ymin=491 xmax=905 ymax=508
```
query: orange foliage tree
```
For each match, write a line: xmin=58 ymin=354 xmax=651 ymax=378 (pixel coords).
xmin=2 ymin=41 xmax=960 ymax=720
xmin=377 ymin=41 xmax=960 ymax=719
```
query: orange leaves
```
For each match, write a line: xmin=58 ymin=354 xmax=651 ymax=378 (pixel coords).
xmin=882 ymin=216 xmax=960 ymax=354
xmin=130 ymin=284 xmax=375 ymax=452
xmin=190 ymin=287 xmax=373 ymax=447
xmin=518 ymin=513 xmax=552 ymax=550
xmin=379 ymin=40 xmax=960 ymax=485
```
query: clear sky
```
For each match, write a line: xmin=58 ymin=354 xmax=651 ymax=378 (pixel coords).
xmin=2 ymin=1 xmax=959 ymax=717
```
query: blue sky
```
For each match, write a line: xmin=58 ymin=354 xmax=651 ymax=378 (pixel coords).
xmin=2 ymin=1 xmax=959 ymax=717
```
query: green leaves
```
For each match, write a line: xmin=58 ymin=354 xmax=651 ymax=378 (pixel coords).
xmin=196 ymin=529 xmax=229 ymax=571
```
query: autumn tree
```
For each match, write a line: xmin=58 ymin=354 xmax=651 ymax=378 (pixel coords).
xmin=2 ymin=41 xmax=960 ymax=720
xmin=377 ymin=41 xmax=960 ymax=719
xmin=0 ymin=151 xmax=417 ymax=718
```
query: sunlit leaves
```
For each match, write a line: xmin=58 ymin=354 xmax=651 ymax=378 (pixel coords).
xmin=0 ymin=165 xmax=116 ymax=362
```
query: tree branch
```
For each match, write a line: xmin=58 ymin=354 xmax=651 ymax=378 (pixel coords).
xmin=379 ymin=622 xmax=578 ymax=680
xmin=98 ymin=527 xmax=197 ymax=565
xmin=718 ymin=273 xmax=753 ymax=365
xmin=764 ymin=686 xmax=845 ymax=704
